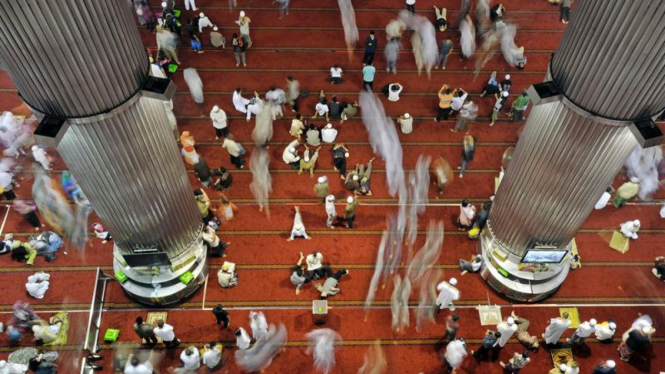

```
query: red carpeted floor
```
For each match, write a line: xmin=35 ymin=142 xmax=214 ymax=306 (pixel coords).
xmin=0 ymin=0 xmax=663 ymax=373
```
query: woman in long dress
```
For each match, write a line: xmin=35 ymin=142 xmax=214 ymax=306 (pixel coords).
xmin=183 ymin=68 xmax=204 ymax=104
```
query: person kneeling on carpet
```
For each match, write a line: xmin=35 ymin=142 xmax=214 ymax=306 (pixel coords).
xmin=653 ymin=256 xmax=665 ymax=281
xmin=291 ymin=252 xmax=312 ymax=295
xmin=218 ymin=262 xmax=238 ymax=288
xmin=287 ymin=206 xmax=311 ymax=241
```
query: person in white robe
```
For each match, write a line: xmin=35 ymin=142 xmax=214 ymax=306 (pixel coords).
xmin=444 ymin=339 xmax=467 ymax=373
xmin=288 ymin=206 xmax=311 ymax=240
xmin=357 ymin=341 xmax=386 ymax=374
xmin=624 ymin=145 xmax=663 ymax=200
xmin=501 ymin=24 xmax=525 ymax=67
xmin=620 ymin=219 xmax=640 ymax=239
xmin=436 ymin=278 xmax=459 ymax=310
xmin=210 ymin=105 xmax=228 ymax=139
xmin=568 ymin=319 xmax=596 ymax=346
xmin=26 ymin=273 xmax=50 ymax=299
xmin=594 ymin=321 xmax=617 ymax=342
xmin=306 ymin=328 xmax=342 ymax=374
xmin=337 ymin=0 xmax=359 ymax=58
xmin=233 ymin=89 xmax=250 ymax=113
xmin=265 ymin=88 xmax=286 ymax=120
xmin=197 ymin=12 xmax=213 ymax=33
xmin=183 ymin=68 xmax=204 ymax=104
xmin=542 ymin=312 xmax=571 ymax=345
xmin=321 ymin=123 xmax=338 ymax=143
xmin=246 ymin=93 xmax=264 ymax=122
xmin=234 ymin=324 xmax=287 ymax=373
xmin=459 ymin=15 xmax=476 ymax=58
xmin=325 ymin=195 xmax=336 ymax=228
xmin=249 ymin=147 xmax=272 ymax=214
xmin=236 ymin=327 xmax=251 ymax=350
xmin=249 ymin=311 xmax=268 ymax=341
xmin=31 ymin=146 xmax=51 ymax=171
xmin=201 ymin=342 xmax=222 ymax=369
xmin=175 ymin=347 xmax=200 ymax=374
xmin=495 ymin=317 xmax=518 ymax=347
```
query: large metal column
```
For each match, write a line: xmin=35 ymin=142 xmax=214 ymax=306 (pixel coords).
xmin=0 ymin=0 xmax=206 ymax=305
xmin=480 ymin=0 xmax=665 ymax=302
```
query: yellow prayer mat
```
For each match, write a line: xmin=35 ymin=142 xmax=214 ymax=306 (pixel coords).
xmin=559 ymin=307 xmax=580 ymax=329
xmin=550 ymin=347 xmax=574 ymax=369
xmin=609 ymin=230 xmax=630 ymax=253
xmin=146 ymin=312 xmax=168 ymax=343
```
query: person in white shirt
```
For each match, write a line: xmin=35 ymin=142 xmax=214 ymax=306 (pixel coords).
xmin=568 ymin=318 xmax=596 ymax=346
xmin=594 ymin=321 xmax=617 ymax=342
xmin=178 ymin=346 xmax=200 ymax=372
xmin=153 ymin=320 xmax=179 ymax=348
xmin=313 ymin=98 xmax=330 ymax=121
xmin=495 ymin=317 xmax=518 ymax=347
xmin=329 ymin=65 xmax=343 ymax=84
xmin=436 ymin=278 xmax=460 ymax=310
xmin=542 ymin=312 xmax=571 ymax=345
xmin=236 ymin=327 xmax=251 ymax=350
xmin=397 ymin=113 xmax=412 ymax=134
xmin=282 ymin=139 xmax=301 ymax=167
xmin=444 ymin=339 xmax=467 ymax=373
xmin=124 ymin=355 xmax=153 ymax=374
xmin=321 ymin=123 xmax=338 ymax=143
xmin=232 ymin=88 xmax=250 ymax=113
xmin=450 ymin=89 xmax=468 ymax=112
xmin=459 ymin=254 xmax=483 ymax=275
xmin=197 ymin=12 xmax=213 ymax=33
xmin=246 ymin=92 xmax=264 ymax=121
xmin=325 ymin=195 xmax=337 ymax=228
xmin=265 ymin=87 xmax=286 ymax=120
xmin=249 ymin=311 xmax=268 ymax=340
xmin=388 ymin=83 xmax=403 ymax=101
xmin=620 ymin=219 xmax=640 ymax=239
xmin=210 ymin=105 xmax=228 ymax=139
xmin=287 ymin=206 xmax=311 ymax=241
xmin=201 ymin=342 xmax=222 ymax=369
xmin=25 ymin=272 xmax=50 ymax=299
xmin=594 ymin=187 xmax=612 ymax=209
xmin=306 ymin=251 xmax=325 ymax=279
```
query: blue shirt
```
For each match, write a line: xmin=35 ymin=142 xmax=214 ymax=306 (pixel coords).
xmin=363 ymin=66 xmax=376 ymax=82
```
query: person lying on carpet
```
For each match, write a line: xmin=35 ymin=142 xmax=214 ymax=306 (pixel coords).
xmin=25 ymin=272 xmax=50 ymax=299
xmin=509 ymin=311 xmax=540 ymax=352
xmin=315 ymin=268 xmax=350 ymax=298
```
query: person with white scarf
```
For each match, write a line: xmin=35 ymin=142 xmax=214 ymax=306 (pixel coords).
xmin=249 ymin=311 xmax=268 ymax=341
xmin=288 ymin=206 xmax=311 ymax=240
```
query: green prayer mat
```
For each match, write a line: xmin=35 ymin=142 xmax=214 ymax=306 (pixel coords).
xmin=559 ymin=307 xmax=580 ymax=329
xmin=44 ymin=311 xmax=69 ymax=347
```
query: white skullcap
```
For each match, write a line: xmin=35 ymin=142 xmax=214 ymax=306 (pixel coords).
xmin=589 ymin=319 xmax=597 ymax=326
xmin=642 ymin=326 xmax=653 ymax=334
xmin=161 ymin=1 xmax=167 ymax=7
xmin=28 ymin=275 xmax=36 ymax=283
xmin=240 ymin=10 xmax=246 ymax=17
xmin=199 ymin=12 xmax=205 ymax=17
xmin=559 ymin=364 xmax=567 ymax=372
xmin=0 ymin=360 xmax=6 ymax=367
xmin=606 ymin=360 xmax=616 ymax=368
xmin=326 ymin=123 xmax=333 ymax=129
xmin=31 ymin=145 xmax=39 ymax=151
xmin=507 ymin=317 xmax=515 ymax=325
xmin=212 ymin=105 xmax=219 ymax=111
xmin=289 ymin=147 xmax=296 ymax=153
xmin=609 ymin=322 xmax=617 ymax=330
xmin=352 ymin=175 xmax=359 ymax=181
xmin=304 ymin=154 xmax=310 ymax=162
xmin=449 ymin=278 xmax=458 ymax=286
xmin=502 ymin=91 xmax=509 ymax=97
xmin=326 ymin=195 xmax=335 ymax=202
xmin=318 ymin=176 xmax=327 ymax=183
xmin=213 ymin=26 xmax=219 ymax=31
xmin=347 ymin=196 xmax=354 ymax=203
xmin=505 ymin=74 xmax=511 ymax=80
xmin=633 ymin=220 xmax=640 ymax=226
xmin=344 ymin=152 xmax=350 ymax=158
xmin=630 ymin=176 xmax=639 ymax=183
xmin=404 ymin=113 xmax=410 ymax=118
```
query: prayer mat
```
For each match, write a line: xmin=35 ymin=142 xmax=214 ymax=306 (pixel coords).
xmin=609 ymin=230 xmax=629 ymax=253
xmin=550 ymin=347 xmax=574 ymax=368
xmin=478 ymin=305 xmax=502 ymax=326
xmin=146 ymin=312 xmax=168 ymax=343
xmin=559 ymin=307 xmax=580 ymax=329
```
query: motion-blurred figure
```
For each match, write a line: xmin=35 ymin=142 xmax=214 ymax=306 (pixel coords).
xmin=306 ymin=328 xmax=342 ymax=374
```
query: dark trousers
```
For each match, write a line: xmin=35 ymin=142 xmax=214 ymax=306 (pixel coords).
xmin=324 ymin=267 xmax=348 ymax=280
xmin=143 ymin=334 xmax=158 ymax=345
xmin=472 ymin=345 xmax=496 ymax=360
xmin=23 ymin=212 xmax=41 ymax=228
xmin=406 ymin=4 xmax=415 ymax=13
xmin=561 ymin=6 xmax=571 ymax=22
xmin=363 ymin=51 xmax=375 ymax=65
xmin=290 ymin=98 xmax=300 ymax=112
xmin=346 ymin=215 xmax=355 ymax=228
xmin=363 ymin=80 xmax=373 ymax=91
xmin=209 ymin=241 xmax=227 ymax=257
xmin=230 ymin=154 xmax=244 ymax=168
xmin=215 ymin=127 xmax=229 ymax=138
xmin=164 ymin=337 xmax=180 ymax=348
xmin=202 ymin=209 xmax=213 ymax=225
xmin=330 ymin=77 xmax=343 ymax=84
xmin=2 ymin=190 xmax=16 ymax=200
xmin=334 ymin=157 xmax=347 ymax=176
xmin=215 ymin=316 xmax=229 ymax=328
xmin=442 ymin=329 xmax=457 ymax=344
xmin=436 ymin=107 xmax=452 ymax=121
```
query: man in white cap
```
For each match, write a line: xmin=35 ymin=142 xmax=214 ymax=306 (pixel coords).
xmin=592 ymin=360 xmax=616 ymax=374
xmin=542 ymin=312 xmax=571 ymax=345
xmin=236 ymin=11 xmax=252 ymax=48
xmin=490 ymin=90 xmax=509 ymax=126
xmin=25 ymin=272 xmax=50 ymax=299
xmin=31 ymin=145 xmax=50 ymax=171
xmin=344 ymin=196 xmax=360 ymax=228
xmin=210 ymin=26 xmax=226 ymax=49
xmin=314 ymin=176 xmax=329 ymax=202
xmin=568 ymin=318 xmax=596 ymax=346
xmin=197 ymin=12 xmax=213 ymax=33
xmin=288 ymin=206 xmax=311 ymax=241
xmin=321 ymin=123 xmax=338 ymax=143
xmin=397 ymin=113 xmax=413 ymax=134
xmin=299 ymin=146 xmax=322 ymax=177
xmin=325 ymin=195 xmax=336 ymax=229
xmin=436 ymin=278 xmax=460 ymax=311
xmin=620 ymin=219 xmax=640 ymax=239
xmin=282 ymin=139 xmax=301 ymax=168
xmin=548 ymin=364 xmax=568 ymax=374
xmin=210 ymin=105 xmax=228 ymax=139
xmin=232 ymin=88 xmax=250 ymax=113
xmin=495 ymin=316 xmax=518 ymax=348
xmin=594 ymin=320 xmax=617 ymax=342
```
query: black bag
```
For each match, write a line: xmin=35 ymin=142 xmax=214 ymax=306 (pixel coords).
xmin=299 ymin=90 xmax=309 ymax=99
xmin=44 ymin=253 xmax=57 ymax=262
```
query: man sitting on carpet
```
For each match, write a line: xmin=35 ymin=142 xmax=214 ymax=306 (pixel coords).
xmin=653 ymin=256 xmax=665 ymax=281
xmin=315 ymin=268 xmax=350 ymax=298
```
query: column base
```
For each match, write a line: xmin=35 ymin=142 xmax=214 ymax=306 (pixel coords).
xmin=112 ymin=238 xmax=208 ymax=306
xmin=478 ymin=226 xmax=572 ymax=303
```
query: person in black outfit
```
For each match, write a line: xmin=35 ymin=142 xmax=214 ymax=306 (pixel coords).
xmin=328 ymin=96 xmax=342 ymax=121
xmin=363 ymin=31 xmax=378 ymax=65
xmin=332 ymin=143 xmax=349 ymax=179
xmin=471 ymin=202 xmax=491 ymax=231
xmin=653 ymin=256 xmax=665 ymax=280
xmin=472 ymin=330 xmax=501 ymax=360
xmin=212 ymin=304 xmax=230 ymax=328
xmin=29 ymin=353 xmax=57 ymax=374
